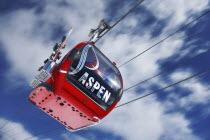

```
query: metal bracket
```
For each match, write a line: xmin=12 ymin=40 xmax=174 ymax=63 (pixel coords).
xmin=66 ymin=116 xmax=100 ymax=132
xmin=30 ymin=60 xmax=55 ymax=88
xmin=89 ymin=19 xmax=110 ymax=42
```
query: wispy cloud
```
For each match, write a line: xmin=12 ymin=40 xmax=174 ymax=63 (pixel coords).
xmin=168 ymin=70 xmax=210 ymax=109
xmin=0 ymin=118 xmax=40 ymax=140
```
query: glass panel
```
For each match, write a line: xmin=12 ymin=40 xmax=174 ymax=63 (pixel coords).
xmin=85 ymin=48 xmax=97 ymax=69
xmin=67 ymin=43 xmax=123 ymax=110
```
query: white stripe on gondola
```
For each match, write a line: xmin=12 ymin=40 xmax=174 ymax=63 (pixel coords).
xmin=68 ymin=44 xmax=99 ymax=75
xmin=59 ymin=70 xmax=67 ymax=73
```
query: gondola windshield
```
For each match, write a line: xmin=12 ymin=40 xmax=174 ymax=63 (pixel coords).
xmin=67 ymin=43 xmax=123 ymax=110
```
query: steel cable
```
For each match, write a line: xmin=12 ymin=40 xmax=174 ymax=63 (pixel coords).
xmin=116 ymin=68 xmax=210 ymax=108
xmin=118 ymin=10 xmax=210 ymax=68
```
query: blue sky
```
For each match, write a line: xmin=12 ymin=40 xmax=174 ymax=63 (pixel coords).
xmin=0 ymin=0 xmax=210 ymax=140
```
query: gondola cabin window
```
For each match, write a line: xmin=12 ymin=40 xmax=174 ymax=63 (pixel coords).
xmin=67 ymin=43 xmax=123 ymax=110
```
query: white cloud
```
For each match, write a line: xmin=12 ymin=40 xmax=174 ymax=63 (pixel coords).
xmin=97 ymin=96 xmax=163 ymax=140
xmin=0 ymin=0 xmax=106 ymax=82
xmin=161 ymin=113 xmax=200 ymax=140
xmin=170 ymin=70 xmax=210 ymax=108
xmin=61 ymin=133 xmax=88 ymax=140
xmin=96 ymin=95 xmax=200 ymax=140
xmin=146 ymin=0 xmax=209 ymax=30
xmin=0 ymin=118 xmax=39 ymax=140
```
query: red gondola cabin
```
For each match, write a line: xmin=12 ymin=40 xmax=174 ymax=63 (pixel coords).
xmin=29 ymin=41 xmax=123 ymax=131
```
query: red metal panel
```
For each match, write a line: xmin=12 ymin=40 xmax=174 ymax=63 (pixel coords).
xmin=63 ymin=80 xmax=105 ymax=118
xmin=29 ymin=86 xmax=94 ymax=130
